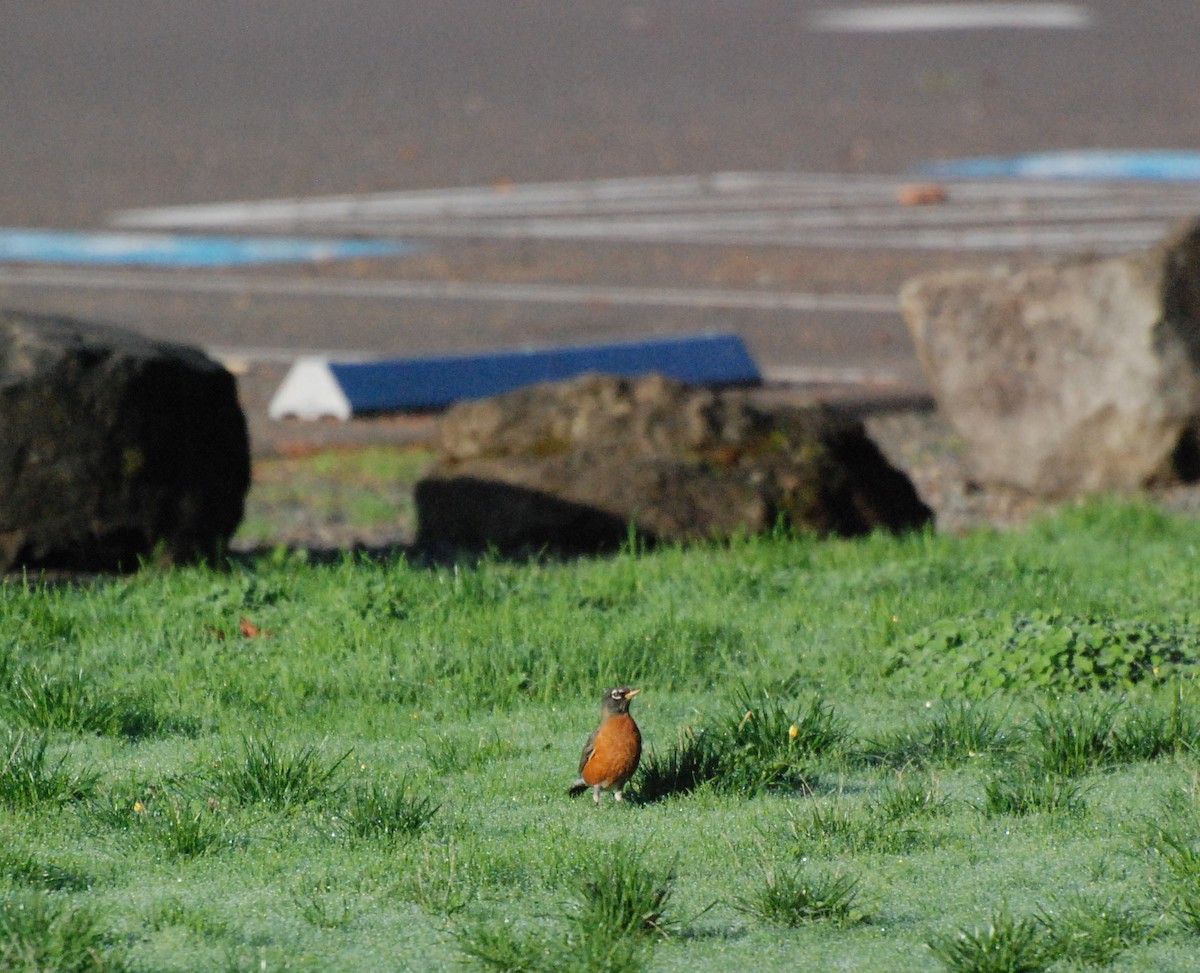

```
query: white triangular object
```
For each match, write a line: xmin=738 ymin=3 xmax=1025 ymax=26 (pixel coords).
xmin=267 ymin=357 xmax=352 ymax=421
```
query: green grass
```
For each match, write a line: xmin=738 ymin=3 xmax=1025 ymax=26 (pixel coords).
xmin=1038 ymin=893 xmax=1156 ymax=967
xmin=210 ymin=735 xmax=351 ymax=809
xmin=0 ymin=730 xmax=97 ymax=808
xmin=1 ymin=663 xmax=167 ymax=739
xmin=234 ymin=445 xmax=430 ymax=549
xmin=865 ymin=698 xmax=1014 ymax=768
xmin=926 ymin=904 xmax=1056 ymax=973
xmin=4 ymin=499 xmax=1200 ymax=969
xmin=334 ymin=777 xmax=440 ymax=842
xmin=733 ymin=860 xmax=865 ymax=928
xmin=980 ymin=762 xmax=1088 ymax=817
xmin=456 ymin=841 xmax=676 ymax=973
xmin=0 ymin=890 xmax=127 ymax=972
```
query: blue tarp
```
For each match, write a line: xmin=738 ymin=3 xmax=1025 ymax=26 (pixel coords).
xmin=329 ymin=333 xmax=762 ymax=412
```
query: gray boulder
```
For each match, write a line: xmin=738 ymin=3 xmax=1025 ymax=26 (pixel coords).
xmin=0 ymin=309 xmax=250 ymax=571
xmin=415 ymin=373 xmax=931 ymax=554
xmin=899 ymin=219 xmax=1200 ymax=496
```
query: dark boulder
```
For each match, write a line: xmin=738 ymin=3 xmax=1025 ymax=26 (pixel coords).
xmin=0 ymin=309 xmax=250 ymax=571
xmin=415 ymin=373 xmax=931 ymax=555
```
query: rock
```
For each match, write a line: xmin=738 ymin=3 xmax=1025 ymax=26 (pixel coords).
xmin=0 ymin=309 xmax=250 ymax=571
xmin=899 ymin=219 xmax=1200 ymax=496
xmin=415 ymin=373 xmax=931 ymax=554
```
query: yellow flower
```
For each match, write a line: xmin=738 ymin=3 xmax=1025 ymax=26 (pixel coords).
xmin=788 ymin=724 xmax=799 ymax=740
xmin=133 ymin=800 xmax=146 ymax=814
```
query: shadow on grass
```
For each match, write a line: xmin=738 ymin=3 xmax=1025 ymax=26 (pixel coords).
xmin=630 ymin=721 xmax=836 ymax=805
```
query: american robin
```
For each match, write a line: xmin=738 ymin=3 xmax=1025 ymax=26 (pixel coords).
xmin=568 ymin=686 xmax=642 ymax=804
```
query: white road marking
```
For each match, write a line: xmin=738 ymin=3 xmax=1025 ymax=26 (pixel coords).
xmin=113 ymin=171 xmax=1116 ymax=228
xmin=111 ymin=171 xmax=1200 ymax=255
xmin=0 ymin=267 xmax=897 ymax=314
xmin=810 ymin=3 xmax=1092 ymax=33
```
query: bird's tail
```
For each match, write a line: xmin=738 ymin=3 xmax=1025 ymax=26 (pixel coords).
xmin=567 ymin=778 xmax=588 ymax=797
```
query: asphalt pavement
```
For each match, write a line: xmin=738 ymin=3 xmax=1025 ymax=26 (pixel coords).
xmin=4 ymin=0 xmax=1200 ymax=444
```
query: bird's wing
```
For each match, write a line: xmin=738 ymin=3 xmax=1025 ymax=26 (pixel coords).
xmin=578 ymin=725 xmax=600 ymax=775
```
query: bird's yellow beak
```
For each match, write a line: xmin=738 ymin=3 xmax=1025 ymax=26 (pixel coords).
xmin=624 ymin=688 xmax=641 ymax=698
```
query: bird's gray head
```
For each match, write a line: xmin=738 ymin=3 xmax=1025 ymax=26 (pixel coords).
xmin=601 ymin=686 xmax=640 ymax=716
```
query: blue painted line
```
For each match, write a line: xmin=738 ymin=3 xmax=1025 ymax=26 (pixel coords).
xmin=0 ymin=229 xmax=422 ymax=267
xmin=329 ymin=333 xmax=762 ymax=412
xmin=919 ymin=150 xmax=1200 ymax=182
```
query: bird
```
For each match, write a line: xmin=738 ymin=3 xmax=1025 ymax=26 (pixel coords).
xmin=569 ymin=686 xmax=642 ymax=804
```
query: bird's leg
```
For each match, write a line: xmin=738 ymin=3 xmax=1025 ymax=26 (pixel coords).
xmin=593 ymin=785 xmax=602 ymax=804
xmin=613 ymin=788 xmax=624 ymax=802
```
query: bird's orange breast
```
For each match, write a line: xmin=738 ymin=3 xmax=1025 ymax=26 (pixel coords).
xmin=581 ymin=714 xmax=642 ymax=787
